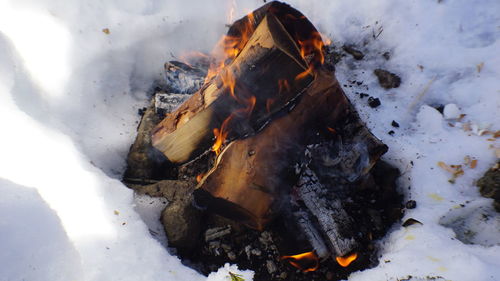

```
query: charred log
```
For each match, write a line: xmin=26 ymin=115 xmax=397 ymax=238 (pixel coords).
xmin=295 ymin=167 xmax=358 ymax=257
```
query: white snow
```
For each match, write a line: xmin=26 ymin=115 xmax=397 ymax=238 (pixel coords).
xmin=443 ymin=104 xmax=461 ymax=120
xmin=0 ymin=0 xmax=499 ymax=281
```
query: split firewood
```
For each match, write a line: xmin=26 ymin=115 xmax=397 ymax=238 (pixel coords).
xmin=151 ymin=11 xmax=313 ymax=164
xmin=194 ymin=70 xmax=349 ymax=230
xmin=193 ymin=67 xmax=387 ymax=231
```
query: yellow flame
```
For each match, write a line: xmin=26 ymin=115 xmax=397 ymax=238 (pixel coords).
xmin=336 ymin=252 xmax=358 ymax=267
xmin=281 ymin=251 xmax=319 ymax=272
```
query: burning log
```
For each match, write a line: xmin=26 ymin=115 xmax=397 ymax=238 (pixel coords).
xmin=151 ymin=4 xmax=317 ymax=164
xmin=194 ymin=69 xmax=349 ymax=230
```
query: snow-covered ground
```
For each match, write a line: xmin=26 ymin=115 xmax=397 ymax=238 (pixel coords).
xmin=0 ymin=0 xmax=499 ymax=280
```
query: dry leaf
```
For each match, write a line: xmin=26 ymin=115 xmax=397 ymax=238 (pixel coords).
xmin=470 ymin=159 xmax=478 ymax=169
xmin=102 ymin=28 xmax=110 ymax=34
xmin=438 ymin=161 xmax=455 ymax=173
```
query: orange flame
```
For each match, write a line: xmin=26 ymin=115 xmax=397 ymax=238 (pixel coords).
xmin=227 ymin=0 xmax=236 ymax=23
xmin=221 ymin=69 xmax=237 ymax=99
xmin=211 ymin=94 xmax=256 ymax=156
xmin=298 ymin=31 xmax=325 ymax=64
xmin=196 ymin=173 xmax=205 ymax=183
xmin=294 ymin=31 xmax=326 ymax=81
xmin=204 ymin=11 xmax=255 ymax=84
xmin=281 ymin=251 xmax=319 ymax=272
xmin=212 ymin=114 xmax=234 ymax=156
xmin=336 ymin=252 xmax=358 ymax=267
xmin=295 ymin=65 xmax=314 ymax=82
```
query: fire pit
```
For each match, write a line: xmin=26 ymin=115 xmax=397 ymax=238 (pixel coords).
xmin=123 ymin=2 xmax=403 ymax=280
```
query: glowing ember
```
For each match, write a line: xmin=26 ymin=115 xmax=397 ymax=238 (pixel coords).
xmin=336 ymin=252 xmax=358 ymax=267
xmin=327 ymin=126 xmax=336 ymax=134
xmin=196 ymin=173 xmax=205 ymax=183
xmin=211 ymin=114 xmax=234 ymax=156
xmin=281 ymin=251 xmax=319 ymax=272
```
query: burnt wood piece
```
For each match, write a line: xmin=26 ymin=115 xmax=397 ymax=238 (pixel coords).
xmin=307 ymin=102 xmax=388 ymax=184
xmin=295 ymin=167 xmax=358 ymax=257
xmin=293 ymin=210 xmax=330 ymax=259
xmin=151 ymin=11 xmax=312 ymax=164
xmin=194 ymin=70 xmax=349 ymax=230
xmin=151 ymin=0 xmax=324 ymax=164
xmin=163 ymin=61 xmax=206 ymax=94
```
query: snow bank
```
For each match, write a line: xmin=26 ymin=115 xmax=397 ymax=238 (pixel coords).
xmin=0 ymin=0 xmax=499 ymax=280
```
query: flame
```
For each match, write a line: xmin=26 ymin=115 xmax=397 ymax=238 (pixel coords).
xmin=281 ymin=251 xmax=319 ymax=272
xmin=206 ymin=10 xmax=258 ymax=156
xmin=321 ymin=34 xmax=332 ymax=46
xmin=211 ymin=94 xmax=256 ymax=156
xmin=336 ymin=252 xmax=358 ymax=267
xmin=196 ymin=173 xmax=205 ymax=183
xmin=221 ymin=69 xmax=237 ymax=99
xmin=204 ymin=11 xmax=255 ymax=84
xmin=284 ymin=13 xmax=306 ymax=21
xmin=298 ymin=31 xmax=325 ymax=64
xmin=294 ymin=31 xmax=326 ymax=81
